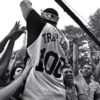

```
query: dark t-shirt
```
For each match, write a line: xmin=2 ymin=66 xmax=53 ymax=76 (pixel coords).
xmin=26 ymin=9 xmax=46 ymax=47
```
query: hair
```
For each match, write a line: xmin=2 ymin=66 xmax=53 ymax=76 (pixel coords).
xmin=9 ymin=61 xmax=24 ymax=81
xmin=84 ymin=63 xmax=96 ymax=72
xmin=43 ymin=8 xmax=59 ymax=16
xmin=61 ymin=63 xmax=72 ymax=72
xmin=41 ymin=8 xmax=59 ymax=25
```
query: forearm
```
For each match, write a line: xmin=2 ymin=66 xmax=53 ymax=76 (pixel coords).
xmin=0 ymin=35 xmax=10 ymax=53
xmin=0 ymin=38 xmax=15 ymax=77
xmin=73 ymin=43 xmax=79 ymax=76
xmin=94 ymin=61 xmax=100 ymax=82
xmin=0 ymin=59 xmax=32 ymax=100
xmin=0 ymin=69 xmax=31 ymax=100
xmin=0 ymin=76 xmax=24 ymax=100
xmin=20 ymin=0 xmax=32 ymax=20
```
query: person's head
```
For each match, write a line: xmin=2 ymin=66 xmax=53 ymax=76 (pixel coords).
xmin=62 ymin=63 xmax=74 ymax=87
xmin=9 ymin=61 xmax=24 ymax=81
xmin=82 ymin=63 xmax=96 ymax=78
xmin=41 ymin=8 xmax=59 ymax=26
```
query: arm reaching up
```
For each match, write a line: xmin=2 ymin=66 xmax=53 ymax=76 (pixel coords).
xmin=0 ymin=22 xmax=25 ymax=78
xmin=72 ymin=37 xmax=79 ymax=77
xmin=0 ymin=59 xmax=32 ymax=100
xmin=0 ymin=21 xmax=20 ymax=53
xmin=20 ymin=0 xmax=32 ymax=20
xmin=94 ymin=61 xmax=100 ymax=82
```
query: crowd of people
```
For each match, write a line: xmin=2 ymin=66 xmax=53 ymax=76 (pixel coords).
xmin=0 ymin=0 xmax=100 ymax=100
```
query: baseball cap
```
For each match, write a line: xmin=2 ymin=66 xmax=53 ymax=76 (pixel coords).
xmin=41 ymin=8 xmax=59 ymax=23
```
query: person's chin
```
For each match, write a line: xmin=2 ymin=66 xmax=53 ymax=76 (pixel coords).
xmin=83 ymin=72 xmax=88 ymax=76
xmin=83 ymin=74 xmax=89 ymax=78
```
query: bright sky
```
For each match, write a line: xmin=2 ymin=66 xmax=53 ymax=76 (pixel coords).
xmin=0 ymin=0 xmax=100 ymax=50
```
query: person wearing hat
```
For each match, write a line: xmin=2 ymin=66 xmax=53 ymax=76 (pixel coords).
xmin=20 ymin=0 xmax=69 ymax=100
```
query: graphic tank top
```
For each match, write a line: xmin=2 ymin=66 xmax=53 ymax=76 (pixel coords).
xmin=22 ymin=23 xmax=69 ymax=100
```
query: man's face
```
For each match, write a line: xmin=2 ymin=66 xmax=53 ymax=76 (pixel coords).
xmin=63 ymin=68 xmax=74 ymax=85
xmin=82 ymin=64 xmax=93 ymax=78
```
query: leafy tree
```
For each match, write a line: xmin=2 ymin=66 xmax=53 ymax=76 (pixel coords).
xmin=61 ymin=25 xmax=90 ymax=67
xmin=86 ymin=8 xmax=100 ymax=63
xmin=89 ymin=9 xmax=100 ymax=38
xmin=62 ymin=25 xmax=88 ymax=56
xmin=88 ymin=8 xmax=100 ymax=51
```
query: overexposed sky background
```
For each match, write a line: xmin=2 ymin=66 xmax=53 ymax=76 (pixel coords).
xmin=0 ymin=0 xmax=100 ymax=50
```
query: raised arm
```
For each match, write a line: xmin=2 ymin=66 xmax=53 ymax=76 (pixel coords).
xmin=73 ymin=38 xmax=79 ymax=77
xmin=0 ymin=59 xmax=32 ymax=100
xmin=20 ymin=0 xmax=45 ymax=47
xmin=94 ymin=61 xmax=100 ymax=82
xmin=0 ymin=24 xmax=25 ymax=78
xmin=0 ymin=35 xmax=10 ymax=53
xmin=0 ymin=21 xmax=20 ymax=53
xmin=20 ymin=0 xmax=32 ymax=20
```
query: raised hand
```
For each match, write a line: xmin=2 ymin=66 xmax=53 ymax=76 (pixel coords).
xmin=8 ymin=21 xmax=21 ymax=39
xmin=11 ymin=26 xmax=26 ymax=41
